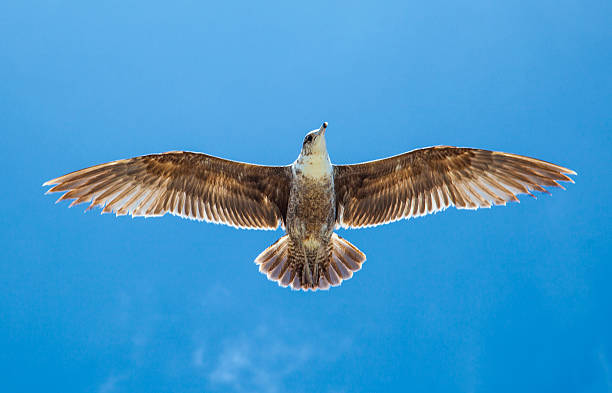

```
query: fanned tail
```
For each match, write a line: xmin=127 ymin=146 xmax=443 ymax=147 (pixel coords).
xmin=255 ymin=233 xmax=366 ymax=291
xmin=255 ymin=235 xmax=291 ymax=285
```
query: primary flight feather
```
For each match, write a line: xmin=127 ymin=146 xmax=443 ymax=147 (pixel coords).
xmin=44 ymin=122 xmax=575 ymax=291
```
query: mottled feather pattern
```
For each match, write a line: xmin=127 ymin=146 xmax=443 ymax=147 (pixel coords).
xmin=334 ymin=146 xmax=576 ymax=228
xmin=44 ymin=138 xmax=575 ymax=291
xmin=256 ymin=234 xmax=366 ymax=291
xmin=44 ymin=151 xmax=292 ymax=230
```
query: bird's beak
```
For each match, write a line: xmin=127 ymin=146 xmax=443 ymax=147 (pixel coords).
xmin=319 ymin=122 xmax=328 ymax=136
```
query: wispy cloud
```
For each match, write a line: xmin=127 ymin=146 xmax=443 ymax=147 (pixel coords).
xmin=206 ymin=330 xmax=310 ymax=393
xmin=193 ymin=345 xmax=206 ymax=368
xmin=200 ymin=324 xmax=351 ymax=393
xmin=98 ymin=373 xmax=128 ymax=393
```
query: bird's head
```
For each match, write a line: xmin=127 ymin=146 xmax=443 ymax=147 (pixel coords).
xmin=299 ymin=122 xmax=328 ymax=158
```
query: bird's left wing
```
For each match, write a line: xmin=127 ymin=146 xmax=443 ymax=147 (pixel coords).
xmin=44 ymin=151 xmax=292 ymax=230
xmin=333 ymin=146 xmax=575 ymax=228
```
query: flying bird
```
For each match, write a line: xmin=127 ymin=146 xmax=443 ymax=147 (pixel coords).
xmin=44 ymin=123 xmax=575 ymax=291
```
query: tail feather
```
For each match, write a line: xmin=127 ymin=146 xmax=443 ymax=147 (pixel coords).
xmin=255 ymin=235 xmax=290 ymax=282
xmin=254 ymin=233 xmax=366 ymax=291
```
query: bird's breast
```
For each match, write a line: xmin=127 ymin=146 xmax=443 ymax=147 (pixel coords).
xmin=286 ymin=170 xmax=335 ymax=245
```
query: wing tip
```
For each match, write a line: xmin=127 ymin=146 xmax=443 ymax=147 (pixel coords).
xmin=42 ymin=179 xmax=58 ymax=188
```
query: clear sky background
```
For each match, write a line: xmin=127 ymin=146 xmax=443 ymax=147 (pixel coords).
xmin=1 ymin=1 xmax=611 ymax=392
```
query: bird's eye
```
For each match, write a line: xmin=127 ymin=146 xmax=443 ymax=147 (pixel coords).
xmin=304 ymin=135 xmax=313 ymax=144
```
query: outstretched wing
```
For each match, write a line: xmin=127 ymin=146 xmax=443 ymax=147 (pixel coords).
xmin=44 ymin=151 xmax=292 ymax=230
xmin=334 ymin=146 xmax=576 ymax=228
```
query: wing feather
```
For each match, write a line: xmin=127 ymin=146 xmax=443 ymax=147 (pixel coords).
xmin=44 ymin=151 xmax=291 ymax=230
xmin=334 ymin=146 xmax=575 ymax=228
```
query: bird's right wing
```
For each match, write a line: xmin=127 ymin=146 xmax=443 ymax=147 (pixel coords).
xmin=44 ymin=151 xmax=292 ymax=230
xmin=333 ymin=146 xmax=576 ymax=228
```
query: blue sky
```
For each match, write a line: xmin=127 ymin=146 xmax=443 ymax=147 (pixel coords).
xmin=1 ymin=1 xmax=611 ymax=392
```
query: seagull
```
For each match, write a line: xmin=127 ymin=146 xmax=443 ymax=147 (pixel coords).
xmin=44 ymin=122 xmax=575 ymax=291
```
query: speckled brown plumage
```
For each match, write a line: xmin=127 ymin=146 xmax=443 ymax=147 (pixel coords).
xmin=44 ymin=124 xmax=575 ymax=292
xmin=44 ymin=151 xmax=291 ymax=229
xmin=334 ymin=146 xmax=575 ymax=228
xmin=282 ymin=168 xmax=337 ymax=290
xmin=255 ymin=233 xmax=365 ymax=290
